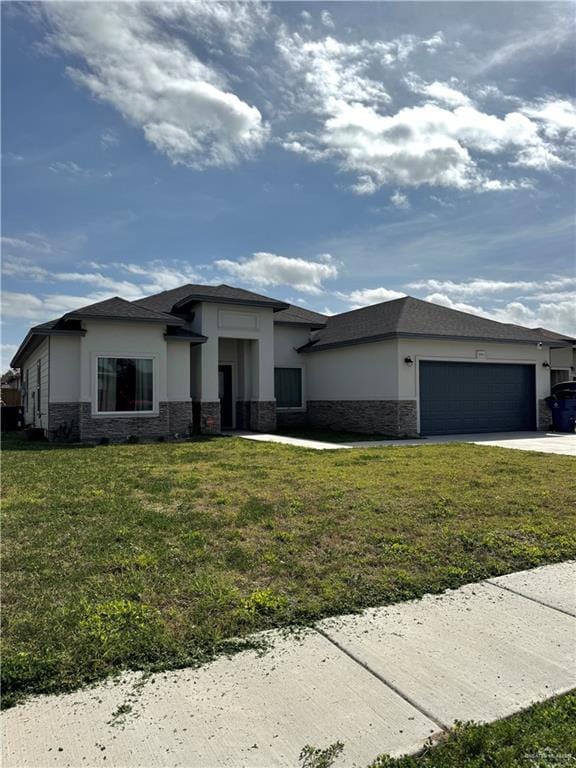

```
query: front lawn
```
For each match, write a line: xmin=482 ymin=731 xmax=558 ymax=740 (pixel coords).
xmin=2 ymin=434 xmax=575 ymax=706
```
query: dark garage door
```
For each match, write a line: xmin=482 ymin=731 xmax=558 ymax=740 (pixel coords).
xmin=419 ymin=361 xmax=536 ymax=436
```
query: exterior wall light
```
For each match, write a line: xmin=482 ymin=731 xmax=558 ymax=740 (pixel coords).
xmin=542 ymin=362 xmax=550 ymax=368
xmin=404 ymin=356 xmax=414 ymax=366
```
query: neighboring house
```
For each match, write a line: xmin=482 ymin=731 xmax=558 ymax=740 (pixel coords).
xmin=10 ymin=284 xmax=575 ymax=441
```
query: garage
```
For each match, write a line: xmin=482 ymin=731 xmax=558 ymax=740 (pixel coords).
xmin=419 ymin=361 xmax=536 ymax=435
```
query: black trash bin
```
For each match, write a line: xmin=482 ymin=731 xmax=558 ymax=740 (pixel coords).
xmin=545 ymin=381 xmax=576 ymax=433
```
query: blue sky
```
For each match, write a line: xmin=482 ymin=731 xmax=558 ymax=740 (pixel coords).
xmin=2 ymin=1 xmax=575 ymax=369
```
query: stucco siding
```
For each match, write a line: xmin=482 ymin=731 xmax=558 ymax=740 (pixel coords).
xmin=49 ymin=335 xmax=81 ymax=402
xmin=550 ymin=346 xmax=575 ymax=375
xmin=166 ymin=341 xmax=191 ymax=402
xmin=306 ymin=340 xmax=399 ymax=400
xmin=80 ymin=321 xmax=168 ymax=411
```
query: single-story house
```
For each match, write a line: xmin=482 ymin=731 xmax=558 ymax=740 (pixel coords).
xmin=10 ymin=283 xmax=575 ymax=441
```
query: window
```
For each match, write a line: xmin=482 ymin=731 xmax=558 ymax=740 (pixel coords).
xmin=25 ymin=369 xmax=29 ymax=412
xmin=274 ymin=367 xmax=302 ymax=408
xmin=97 ymin=357 xmax=154 ymax=413
xmin=551 ymin=369 xmax=571 ymax=388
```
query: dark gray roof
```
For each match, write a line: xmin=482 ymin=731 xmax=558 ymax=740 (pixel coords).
xmin=300 ymin=296 xmax=568 ymax=352
xmin=164 ymin=327 xmax=207 ymax=343
xmin=274 ymin=304 xmax=327 ymax=328
xmin=135 ymin=283 xmax=289 ymax=313
xmin=64 ymin=296 xmax=183 ymax=324
xmin=532 ymin=327 xmax=576 ymax=343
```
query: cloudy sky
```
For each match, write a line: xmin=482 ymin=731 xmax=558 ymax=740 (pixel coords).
xmin=2 ymin=1 xmax=575 ymax=369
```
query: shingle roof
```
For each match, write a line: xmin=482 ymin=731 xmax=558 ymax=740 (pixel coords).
xmin=300 ymin=296 xmax=567 ymax=352
xmin=274 ymin=304 xmax=327 ymax=328
xmin=532 ymin=327 xmax=576 ymax=343
xmin=64 ymin=296 xmax=184 ymax=325
xmin=134 ymin=283 xmax=289 ymax=313
xmin=164 ymin=327 xmax=207 ymax=343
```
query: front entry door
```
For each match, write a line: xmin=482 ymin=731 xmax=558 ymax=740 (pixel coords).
xmin=218 ymin=364 xmax=233 ymax=429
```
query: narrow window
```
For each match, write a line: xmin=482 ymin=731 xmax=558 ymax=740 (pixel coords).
xmin=97 ymin=358 xmax=154 ymax=413
xmin=274 ymin=367 xmax=303 ymax=408
xmin=25 ymin=369 xmax=29 ymax=411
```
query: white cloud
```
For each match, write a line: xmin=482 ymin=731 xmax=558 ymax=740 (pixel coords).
xmin=100 ymin=129 xmax=119 ymax=149
xmin=43 ymin=2 xmax=269 ymax=169
xmin=390 ymin=190 xmax=410 ymax=209
xmin=48 ymin=160 xmax=113 ymax=179
xmin=320 ymin=11 xmax=335 ymax=30
xmin=424 ymin=292 xmax=576 ymax=337
xmin=337 ymin=287 xmax=406 ymax=309
xmin=408 ymin=276 xmax=576 ymax=298
xmin=1 ymin=234 xmax=53 ymax=254
xmin=407 ymin=77 xmax=472 ymax=108
xmin=215 ymin=252 xmax=339 ymax=294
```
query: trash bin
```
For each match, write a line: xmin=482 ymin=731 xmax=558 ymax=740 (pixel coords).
xmin=545 ymin=381 xmax=576 ymax=433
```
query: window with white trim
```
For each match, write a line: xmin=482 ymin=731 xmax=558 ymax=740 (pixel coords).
xmin=97 ymin=357 xmax=154 ymax=413
xmin=274 ymin=367 xmax=303 ymax=408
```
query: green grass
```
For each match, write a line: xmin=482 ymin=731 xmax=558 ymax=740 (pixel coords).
xmin=2 ymin=434 xmax=575 ymax=707
xmin=369 ymin=691 xmax=576 ymax=767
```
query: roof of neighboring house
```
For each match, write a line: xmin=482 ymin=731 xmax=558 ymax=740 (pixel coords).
xmin=135 ymin=283 xmax=289 ymax=313
xmin=299 ymin=296 xmax=571 ymax=352
xmin=63 ymin=296 xmax=184 ymax=325
xmin=274 ymin=304 xmax=327 ymax=328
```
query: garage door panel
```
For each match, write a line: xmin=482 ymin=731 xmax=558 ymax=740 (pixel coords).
xmin=419 ymin=362 xmax=536 ymax=435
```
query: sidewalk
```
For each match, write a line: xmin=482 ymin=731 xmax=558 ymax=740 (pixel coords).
xmin=3 ymin=562 xmax=575 ymax=767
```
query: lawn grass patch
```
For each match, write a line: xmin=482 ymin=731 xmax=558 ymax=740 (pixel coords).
xmin=2 ymin=434 xmax=575 ymax=706
xmin=276 ymin=429 xmax=417 ymax=443
xmin=369 ymin=691 xmax=576 ymax=767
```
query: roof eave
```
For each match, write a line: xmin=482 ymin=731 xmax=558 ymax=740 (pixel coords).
xmin=10 ymin=328 xmax=86 ymax=368
xmin=64 ymin=312 xmax=184 ymax=326
xmin=299 ymin=331 xmax=563 ymax=353
xmin=172 ymin=295 xmax=290 ymax=313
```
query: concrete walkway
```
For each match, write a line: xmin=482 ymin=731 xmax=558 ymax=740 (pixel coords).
xmin=238 ymin=431 xmax=576 ymax=456
xmin=3 ymin=563 xmax=575 ymax=768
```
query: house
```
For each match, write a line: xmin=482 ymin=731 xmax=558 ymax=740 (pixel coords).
xmin=10 ymin=283 xmax=575 ymax=441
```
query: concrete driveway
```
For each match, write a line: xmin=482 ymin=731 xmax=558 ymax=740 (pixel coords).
xmin=240 ymin=431 xmax=576 ymax=456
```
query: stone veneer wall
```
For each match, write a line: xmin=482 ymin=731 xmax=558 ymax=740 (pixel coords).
xmin=538 ymin=398 xmax=552 ymax=431
xmin=167 ymin=401 xmax=194 ymax=438
xmin=47 ymin=402 xmax=81 ymax=441
xmin=276 ymin=410 xmax=309 ymax=429
xmin=235 ymin=401 xmax=251 ymax=431
xmin=78 ymin=402 xmax=171 ymax=442
xmin=306 ymin=400 xmax=418 ymax=436
xmin=249 ymin=401 xmax=277 ymax=432
xmin=194 ymin=401 xmax=221 ymax=434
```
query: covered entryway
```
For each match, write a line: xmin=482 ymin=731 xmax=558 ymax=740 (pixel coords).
xmin=419 ymin=361 xmax=536 ymax=435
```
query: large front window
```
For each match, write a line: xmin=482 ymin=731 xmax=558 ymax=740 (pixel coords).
xmin=274 ymin=367 xmax=303 ymax=408
xmin=97 ymin=357 xmax=154 ymax=413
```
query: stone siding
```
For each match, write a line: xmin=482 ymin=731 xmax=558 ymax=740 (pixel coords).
xmin=538 ymin=398 xmax=552 ymax=431
xmin=307 ymin=400 xmax=418 ymax=436
xmin=235 ymin=401 xmax=251 ymax=431
xmin=168 ymin=401 xmax=194 ymax=438
xmin=48 ymin=402 xmax=81 ymax=442
xmin=194 ymin=401 xmax=221 ymax=434
xmin=78 ymin=402 xmax=171 ymax=442
xmin=249 ymin=401 xmax=277 ymax=432
xmin=276 ymin=410 xmax=309 ymax=429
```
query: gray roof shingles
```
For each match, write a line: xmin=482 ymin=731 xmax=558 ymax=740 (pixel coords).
xmin=274 ymin=305 xmax=327 ymax=327
xmin=135 ymin=283 xmax=289 ymax=313
xmin=300 ymin=296 xmax=565 ymax=351
xmin=64 ymin=296 xmax=183 ymax=324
